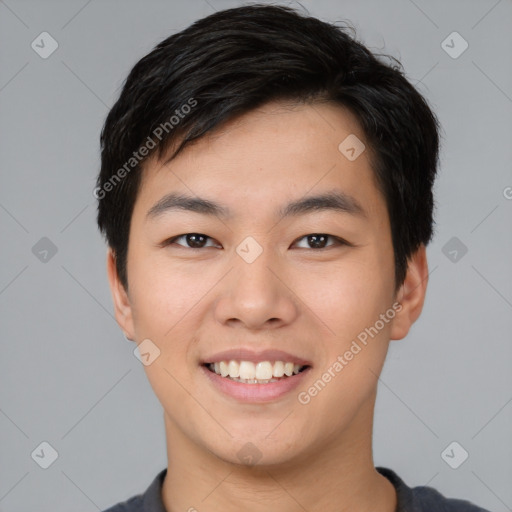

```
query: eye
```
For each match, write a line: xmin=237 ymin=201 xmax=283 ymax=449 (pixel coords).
xmin=293 ymin=233 xmax=348 ymax=249
xmin=164 ymin=233 xmax=220 ymax=249
xmin=162 ymin=233 xmax=350 ymax=250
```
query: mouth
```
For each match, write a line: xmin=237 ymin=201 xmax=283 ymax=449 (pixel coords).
xmin=203 ymin=360 xmax=311 ymax=384
xmin=201 ymin=358 xmax=312 ymax=402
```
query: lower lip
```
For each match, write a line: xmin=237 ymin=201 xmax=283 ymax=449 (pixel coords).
xmin=201 ymin=365 xmax=311 ymax=403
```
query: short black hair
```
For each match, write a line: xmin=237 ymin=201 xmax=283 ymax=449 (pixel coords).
xmin=96 ymin=2 xmax=441 ymax=293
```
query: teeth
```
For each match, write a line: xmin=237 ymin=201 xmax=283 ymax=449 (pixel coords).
xmin=219 ymin=361 xmax=229 ymax=377
xmin=239 ymin=361 xmax=255 ymax=380
xmin=255 ymin=361 xmax=273 ymax=380
xmin=284 ymin=362 xmax=294 ymax=376
xmin=273 ymin=361 xmax=285 ymax=377
xmin=228 ymin=360 xmax=239 ymax=378
xmin=208 ymin=360 xmax=307 ymax=382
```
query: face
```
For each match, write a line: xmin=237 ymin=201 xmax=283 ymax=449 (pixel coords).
xmin=108 ymin=100 xmax=427 ymax=467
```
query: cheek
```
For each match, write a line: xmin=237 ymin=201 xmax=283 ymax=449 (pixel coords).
xmin=295 ymin=253 xmax=390 ymax=344
xmin=127 ymin=254 xmax=207 ymax=380
xmin=296 ymin=251 xmax=394 ymax=410
xmin=299 ymin=311 xmax=392 ymax=430
xmin=128 ymin=253 xmax=203 ymax=336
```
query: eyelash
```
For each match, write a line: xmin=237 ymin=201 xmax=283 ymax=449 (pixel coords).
xmin=162 ymin=233 xmax=351 ymax=250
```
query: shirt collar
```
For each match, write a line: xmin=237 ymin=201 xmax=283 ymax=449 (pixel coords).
xmin=142 ymin=466 xmax=414 ymax=512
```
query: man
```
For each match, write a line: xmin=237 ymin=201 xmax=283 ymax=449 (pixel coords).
xmin=95 ymin=4 xmax=491 ymax=511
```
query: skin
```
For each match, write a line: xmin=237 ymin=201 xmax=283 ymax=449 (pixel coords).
xmin=107 ymin=100 xmax=429 ymax=512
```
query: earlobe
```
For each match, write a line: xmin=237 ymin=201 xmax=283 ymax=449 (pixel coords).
xmin=390 ymin=244 xmax=429 ymax=341
xmin=106 ymin=248 xmax=136 ymax=341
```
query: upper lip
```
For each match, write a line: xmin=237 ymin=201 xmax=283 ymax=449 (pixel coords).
xmin=201 ymin=348 xmax=312 ymax=366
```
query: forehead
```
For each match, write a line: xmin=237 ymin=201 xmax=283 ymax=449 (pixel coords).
xmin=135 ymin=100 xmax=385 ymax=223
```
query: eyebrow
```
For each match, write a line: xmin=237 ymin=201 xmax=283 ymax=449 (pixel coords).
xmin=145 ymin=190 xmax=367 ymax=222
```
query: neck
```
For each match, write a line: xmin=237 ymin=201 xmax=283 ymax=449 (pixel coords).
xmin=161 ymin=390 xmax=396 ymax=512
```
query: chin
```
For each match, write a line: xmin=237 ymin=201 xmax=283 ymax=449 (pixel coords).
xmin=205 ymin=430 xmax=308 ymax=469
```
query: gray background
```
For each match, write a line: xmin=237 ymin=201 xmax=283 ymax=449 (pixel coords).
xmin=1 ymin=0 xmax=511 ymax=510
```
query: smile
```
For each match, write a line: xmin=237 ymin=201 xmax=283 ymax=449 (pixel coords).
xmin=201 ymin=360 xmax=311 ymax=402
xmin=206 ymin=360 xmax=309 ymax=384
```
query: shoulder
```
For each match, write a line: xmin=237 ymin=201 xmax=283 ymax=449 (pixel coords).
xmin=407 ymin=485 xmax=492 ymax=512
xmin=100 ymin=468 xmax=167 ymax=512
xmin=376 ymin=467 xmax=492 ymax=512
xmin=101 ymin=494 xmax=144 ymax=512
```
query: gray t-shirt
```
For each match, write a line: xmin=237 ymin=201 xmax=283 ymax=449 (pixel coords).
xmin=102 ymin=466 xmax=492 ymax=512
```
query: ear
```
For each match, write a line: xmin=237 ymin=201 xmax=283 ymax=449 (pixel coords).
xmin=106 ymin=248 xmax=136 ymax=341
xmin=390 ymin=244 xmax=429 ymax=341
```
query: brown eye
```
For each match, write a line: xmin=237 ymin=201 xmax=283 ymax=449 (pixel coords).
xmin=293 ymin=234 xmax=347 ymax=249
xmin=165 ymin=233 xmax=220 ymax=249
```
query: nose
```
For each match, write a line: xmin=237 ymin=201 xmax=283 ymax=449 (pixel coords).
xmin=213 ymin=248 xmax=299 ymax=330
